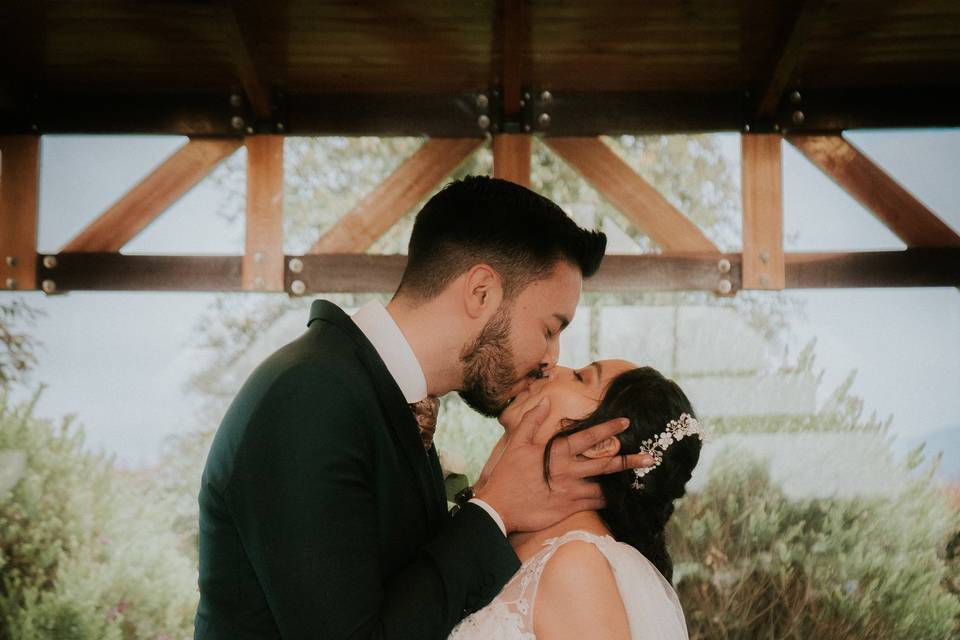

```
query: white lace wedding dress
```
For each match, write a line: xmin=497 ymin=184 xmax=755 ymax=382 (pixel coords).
xmin=448 ymin=530 xmax=688 ymax=640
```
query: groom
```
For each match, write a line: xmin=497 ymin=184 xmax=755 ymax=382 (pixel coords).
xmin=195 ymin=176 xmax=652 ymax=639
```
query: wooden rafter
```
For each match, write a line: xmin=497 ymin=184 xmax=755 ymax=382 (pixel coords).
xmin=493 ymin=134 xmax=532 ymax=187
xmin=788 ymin=134 xmax=960 ymax=247
xmin=0 ymin=137 xmax=40 ymax=290
xmin=741 ymin=134 xmax=785 ymax=289
xmin=545 ymin=137 xmax=720 ymax=254
xmin=217 ymin=0 xmax=271 ymax=118
xmin=61 ymin=139 xmax=241 ymax=253
xmin=753 ymin=0 xmax=827 ymax=119
xmin=244 ymin=136 xmax=284 ymax=291
xmin=309 ymin=138 xmax=482 ymax=254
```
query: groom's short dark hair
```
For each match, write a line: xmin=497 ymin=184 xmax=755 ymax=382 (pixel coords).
xmin=396 ymin=176 xmax=607 ymax=301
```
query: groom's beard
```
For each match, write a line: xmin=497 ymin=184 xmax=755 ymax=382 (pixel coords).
xmin=459 ymin=305 xmax=519 ymax=418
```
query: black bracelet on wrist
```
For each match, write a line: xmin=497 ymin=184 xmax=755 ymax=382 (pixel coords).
xmin=450 ymin=486 xmax=474 ymax=515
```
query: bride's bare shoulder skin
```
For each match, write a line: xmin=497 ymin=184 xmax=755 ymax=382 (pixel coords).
xmin=533 ymin=540 xmax=630 ymax=640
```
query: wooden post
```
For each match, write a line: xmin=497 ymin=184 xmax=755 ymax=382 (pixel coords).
xmin=493 ymin=134 xmax=532 ymax=187
xmin=244 ymin=136 xmax=285 ymax=291
xmin=741 ymin=134 xmax=785 ymax=290
xmin=0 ymin=137 xmax=40 ymax=291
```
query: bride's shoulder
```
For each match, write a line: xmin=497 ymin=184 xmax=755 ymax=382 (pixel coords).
xmin=534 ymin=535 xmax=630 ymax=640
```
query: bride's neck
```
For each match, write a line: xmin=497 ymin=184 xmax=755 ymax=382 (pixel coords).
xmin=509 ymin=510 xmax=610 ymax=563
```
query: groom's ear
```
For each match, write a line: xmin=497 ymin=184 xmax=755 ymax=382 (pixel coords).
xmin=463 ymin=263 xmax=503 ymax=319
xmin=581 ymin=436 xmax=621 ymax=459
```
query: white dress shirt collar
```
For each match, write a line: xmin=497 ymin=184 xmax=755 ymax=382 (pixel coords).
xmin=352 ymin=300 xmax=428 ymax=404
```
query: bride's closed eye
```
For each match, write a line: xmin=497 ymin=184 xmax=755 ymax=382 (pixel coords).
xmin=573 ymin=369 xmax=584 ymax=382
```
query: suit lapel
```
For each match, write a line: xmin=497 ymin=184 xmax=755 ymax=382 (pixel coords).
xmin=308 ymin=300 xmax=445 ymax=527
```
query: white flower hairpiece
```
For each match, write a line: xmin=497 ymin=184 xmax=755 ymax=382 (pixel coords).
xmin=631 ymin=413 xmax=704 ymax=490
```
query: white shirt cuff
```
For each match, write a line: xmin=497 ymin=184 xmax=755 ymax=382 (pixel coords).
xmin=468 ymin=498 xmax=507 ymax=537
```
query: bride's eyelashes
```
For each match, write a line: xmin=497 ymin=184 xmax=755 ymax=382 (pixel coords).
xmin=573 ymin=370 xmax=584 ymax=382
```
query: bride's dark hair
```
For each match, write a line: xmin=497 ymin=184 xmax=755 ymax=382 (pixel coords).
xmin=543 ymin=366 xmax=701 ymax=582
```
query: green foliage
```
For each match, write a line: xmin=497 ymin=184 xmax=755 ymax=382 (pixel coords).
xmin=0 ymin=299 xmax=43 ymax=388
xmin=669 ymin=447 xmax=960 ymax=639
xmin=0 ymin=389 xmax=197 ymax=640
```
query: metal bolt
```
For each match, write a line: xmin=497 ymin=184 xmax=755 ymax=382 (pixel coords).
xmin=717 ymin=279 xmax=732 ymax=295
xmin=524 ymin=92 xmax=531 ymax=100
xmin=743 ymin=124 xmax=751 ymax=132
xmin=540 ymin=90 xmax=553 ymax=104
xmin=254 ymin=276 xmax=265 ymax=289
xmin=231 ymin=115 xmax=245 ymax=130
xmin=288 ymin=257 xmax=304 ymax=274
xmin=5 ymin=278 xmax=16 ymax=290
xmin=253 ymin=252 xmax=265 ymax=264
xmin=759 ymin=250 xmax=770 ymax=264
xmin=523 ymin=124 xmax=531 ymax=132
xmin=519 ymin=98 xmax=526 ymax=107
xmin=290 ymin=279 xmax=306 ymax=296
xmin=41 ymin=279 xmax=56 ymax=294
xmin=773 ymin=123 xmax=781 ymax=131
xmin=791 ymin=110 xmax=805 ymax=125
xmin=759 ymin=274 xmax=771 ymax=287
xmin=42 ymin=255 xmax=57 ymax=269
xmin=30 ymin=124 xmax=38 ymax=132
xmin=538 ymin=112 xmax=551 ymax=128
xmin=478 ymin=114 xmax=491 ymax=130
xmin=245 ymin=126 xmax=254 ymax=134
xmin=230 ymin=94 xmax=243 ymax=107
xmin=276 ymin=122 xmax=285 ymax=132
xmin=476 ymin=94 xmax=489 ymax=109
xmin=718 ymin=258 xmax=731 ymax=274
xmin=4 ymin=256 xmax=15 ymax=267
xmin=790 ymin=90 xmax=802 ymax=104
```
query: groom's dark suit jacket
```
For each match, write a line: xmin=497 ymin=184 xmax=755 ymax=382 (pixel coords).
xmin=195 ymin=300 xmax=520 ymax=639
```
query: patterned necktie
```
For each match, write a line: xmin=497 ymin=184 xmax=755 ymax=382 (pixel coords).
xmin=409 ymin=396 xmax=440 ymax=451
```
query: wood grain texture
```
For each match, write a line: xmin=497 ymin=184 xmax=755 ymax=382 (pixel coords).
xmin=0 ymin=137 xmax=40 ymax=290
xmin=741 ymin=134 xmax=785 ymax=289
xmin=217 ymin=0 xmax=272 ymax=118
xmin=492 ymin=134 xmax=532 ymax=187
xmin=545 ymin=137 xmax=719 ymax=253
xmin=788 ymin=134 xmax=960 ymax=247
xmin=62 ymin=139 xmax=240 ymax=252
xmin=309 ymin=138 xmax=482 ymax=254
xmin=244 ymin=136 xmax=285 ymax=291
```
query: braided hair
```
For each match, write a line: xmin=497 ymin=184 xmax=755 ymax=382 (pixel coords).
xmin=543 ymin=367 xmax=701 ymax=582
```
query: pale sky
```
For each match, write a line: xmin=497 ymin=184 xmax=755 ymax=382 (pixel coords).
xmin=5 ymin=130 xmax=959 ymax=469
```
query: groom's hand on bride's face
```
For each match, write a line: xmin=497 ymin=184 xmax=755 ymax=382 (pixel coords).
xmin=473 ymin=397 xmax=654 ymax=535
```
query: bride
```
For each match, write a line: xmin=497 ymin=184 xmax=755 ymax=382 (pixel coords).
xmin=449 ymin=360 xmax=703 ymax=640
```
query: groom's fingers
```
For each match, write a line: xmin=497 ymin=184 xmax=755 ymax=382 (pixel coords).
xmin=563 ymin=417 xmax=630 ymax=456
xmin=512 ymin=396 xmax=551 ymax=444
xmin=576 ymin=453 xmax=655 ymax=478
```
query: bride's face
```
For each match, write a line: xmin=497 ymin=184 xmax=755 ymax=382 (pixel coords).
xmin=499 ymin=359 xmax=635 ymax=443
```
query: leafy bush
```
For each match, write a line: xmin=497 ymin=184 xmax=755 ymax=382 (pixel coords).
xmin=670 ymin=447 xmax=960 ymax=639
xmin=0 ymin=389 xmax=197 ymax=640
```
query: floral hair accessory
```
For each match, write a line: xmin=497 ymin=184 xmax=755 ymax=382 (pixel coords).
xmin=631 ymin=413 xmax=704 ymax=490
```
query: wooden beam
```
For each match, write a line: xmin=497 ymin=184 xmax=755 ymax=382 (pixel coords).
xmin=244 ymin=136 xmax=285 ymax=290
xmin=61 ymin=139 xmax=241 ymax=252
xmin=499 ymin=0 xmax=529 ymax=118
xmin=545 ymin=137 xmax=719 ymax=254
xmin=754 ymin=0 xmax=827 ymax=119
xmin=38 ymin=254 xmax=243 ymax=292
xmin=0 ymin=137 xmax=40 ymax=290
xmin=216 ymin=0 xmax=272 ymax=119
xmin=785 ymin=249 xmax=960 ymax=289
xmin=309 ymin=138 xmax=482 ymax=254
xmin=493 ymin=134 xmax=532 ymax=187
xmin=788 ymin=134 xmax=960 ymax=247
xmin=741 ymin=134 xmax=785 ymax=289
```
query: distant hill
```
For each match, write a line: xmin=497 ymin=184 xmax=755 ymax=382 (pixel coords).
xmin=899 ymin=424 xmax=960 ymax=483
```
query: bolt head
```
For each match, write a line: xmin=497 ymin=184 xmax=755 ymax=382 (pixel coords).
xmin=4 ymin=256 xmax=15 ymax=267
xmin=288 ymin=257 xmax=304 ymax=274
xmin=717 ymin=258 xmax=731 ymax=274
xmin=759 ymin=274 xmax=771 ymax=287
xmin=290 ymin=279 xmax=306 ymax=296
xmin=253 ymin=252 xmax=264 ymax=264
xmin=276 ymin=122 xmax=285 ymax=132
xmin=773 ymin=123 xmax=781 ymax=131
xmin=540 ymin=90 xmax=553 ymax=103
xmin=790 ymin=90 xmax=802 ymax=104
xmin=230 ymin=94 xmax=243 ymax=107
xmin=538 ymin=112 xmax=551 ymax=128
xmin=759 ymin=250 xmax=770 ymax=264
xmin=231 ymin=115 xmax=245 ymax=130
xmin=791 ymin=110 xmax=805 ymax=125
xmin=41 ymin=279 xmax=56 ymax=294
xmin=5 ymin=278 xmax=16 ymax=290
xmin=478 ymin=114 xmax=491 ymax=130
xmin=476 ymin=94 xmax=489 ymax=109
xmin=718 ymin=279 xmax=732 ymax=295
xmin=254 ymin=276 xmax=265 ymax=289
xmin=743 ymin=124 xmax=751 ymax=132
xmin=245 ymin=126 xmax=254 ymax=134
xmin=42 ymin=255 xmax=57 ymax=269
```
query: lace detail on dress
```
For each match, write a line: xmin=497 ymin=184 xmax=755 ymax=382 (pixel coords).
xmin=448 ymin=530 xmax=612 ymax=640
